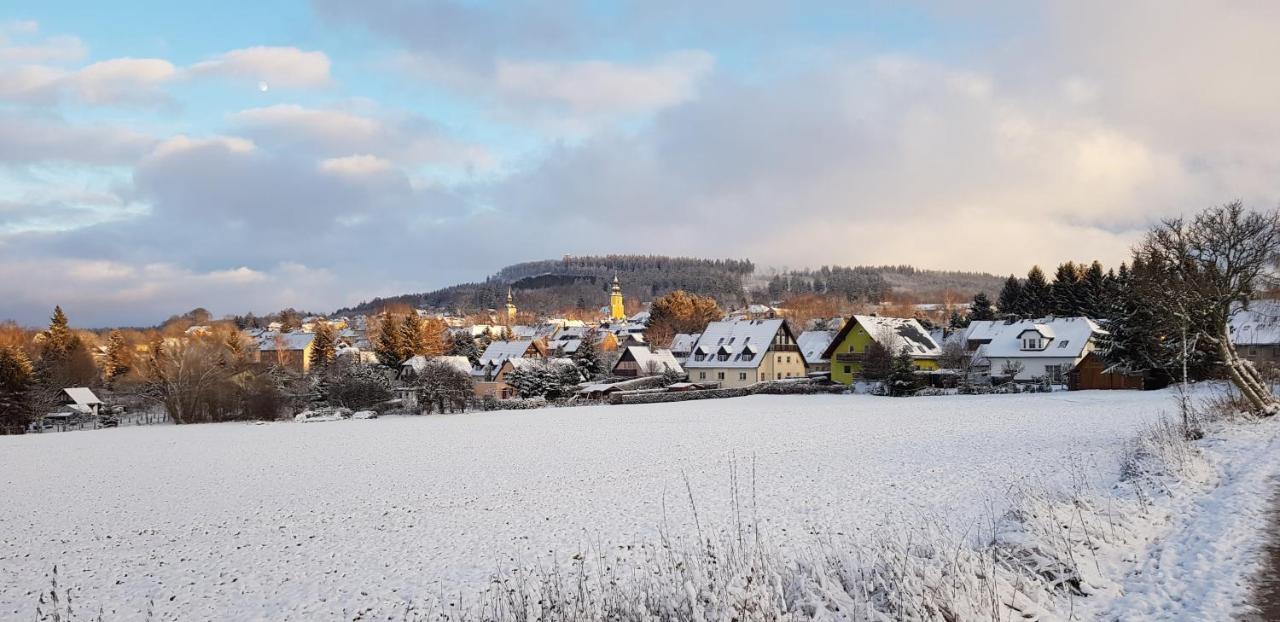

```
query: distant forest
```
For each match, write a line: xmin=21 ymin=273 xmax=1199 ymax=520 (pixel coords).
xmin=336 ymin=255 xmax=1005 ymax=316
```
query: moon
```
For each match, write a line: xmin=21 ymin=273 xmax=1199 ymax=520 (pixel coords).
xmin=257 ymin=81 xmax=269 ymax=93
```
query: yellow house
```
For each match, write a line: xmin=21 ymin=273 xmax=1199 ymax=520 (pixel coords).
xmin=823 ymin=315 xmax=941 ymax=384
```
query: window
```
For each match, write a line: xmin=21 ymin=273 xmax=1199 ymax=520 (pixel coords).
xmin=718 ymin=372 xmax=725 ymax=380
xmin=1057 ymin=340 xmax=1070 ymax=348
xmin=741 ymin=352 xmax=754 ymax=361
xmin=739 ymin=372 xmax=747 ymax=381
xmin=785 ymin=356 xmax=791 ymax=363
xmin=699 ymin=372 xmax=706 ymax=380
xmin=1045 ymin=365 xmax=1063 ymax=383
xmin=844 ymin=365 xmax=851 ymax=374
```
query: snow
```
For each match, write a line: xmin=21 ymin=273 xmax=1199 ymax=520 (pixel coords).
xmin=0 ymin=389 xmax=1255 ymax=619
xmin=1102 ymin=416 xmax=1280 ymax=619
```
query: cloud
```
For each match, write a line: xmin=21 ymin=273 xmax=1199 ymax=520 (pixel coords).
xmin=187 ymin=46 xmax=333 ymax=88
xmin=230 ymin=104 xmax=493 ymax=169
xmin=493 ymin=51 xmax=714 ymax=116
xmin=0 ymin=112 xmax=157 ymax=164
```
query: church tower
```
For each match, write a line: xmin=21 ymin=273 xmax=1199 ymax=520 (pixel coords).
xmin=609 ymin=274 xmax=626 ymax=321
xmin=505 ymin=287 xmax=518 ymax=323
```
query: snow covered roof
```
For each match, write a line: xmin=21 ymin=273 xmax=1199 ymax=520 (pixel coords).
xmin=963 ymin=321 xmax=1005 ymax=344
xmin=669 ymin=333 xmax=701 ymax=354
xmin=630 ymin=311 xmax=651 ymax=324
xmin=973 ymin=317 xmax=1104 ymax=359
xmin=824 ymin=316 xmax=941 ymax=359
xmin=1230 ymin=300 xmax=1280 ymax=345
xmin=257 ymin=332 xmax=315 ymax=351
xmin=478 ymin=340 xmax=538 ymax=367
xmin=685 ymin=319 xmax=793 ymax=369
xmin=63 ymin=387 xmax=102 ymax=407
xmin=615 ymin=346 xmax=684 ymax=375
xmin=504 ymin=357 xmax=577 ymax=373
xmin=797 ymin=330 xmax=837 ymax=363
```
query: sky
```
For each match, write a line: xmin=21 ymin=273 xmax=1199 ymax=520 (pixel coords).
xmin=2 ymin=1 xmax=1279 ymax=327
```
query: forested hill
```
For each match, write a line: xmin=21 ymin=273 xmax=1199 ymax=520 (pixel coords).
xmin=335 ymin=255 xmax=1005 ymax=316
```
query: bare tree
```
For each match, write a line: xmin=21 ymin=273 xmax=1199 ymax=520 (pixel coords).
xmin=1138 ymin=202 xmax=1280 ymax=414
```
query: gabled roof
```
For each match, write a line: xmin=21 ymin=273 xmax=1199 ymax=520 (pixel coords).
xmin=821 ymin=316 xmax=941 ymax=360
xmin=478 ymin=339 xmax=539 ymax=367
xmin=63 ymin=387 xmax=102 ymax=407
xmin=973 ymin=316 xmax=1103 ymax=359
xmin=615 ymin=346 xmax=684 ymax=375
xmin=685 ymin=319 xmax=794 ymax=369
xmin=257 ymin=331 xmax=315 ymax=351
xmin=1230 ymin=300 xmax=1280 ymax=345
xmin=401 ymin=355 xmax=473 ymax=375
xmin=669 ymin=333 xmax=701 ymax=354
xmin=797 ymin=330 xmax=837 ymax=363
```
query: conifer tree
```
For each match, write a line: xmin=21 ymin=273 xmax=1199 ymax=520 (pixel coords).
xmin=40 ymin=306 xmax=75 ymax=363
xmin=309 ymin=322 xmax=337 ymax=374
xmin=398 ymin=315 xmax=424 ymax=359
xmin=947 ymin=310 xmax=968 ymax=330
xmin=103 ymin=330 xmax=131 ymax=386
xmin=0 ymin=345 xmax=34 ymax=433
xmin=997 ymin=276 xmax=1024 ymax=319
xmin=373 ymin=314 xmax=407 ymax=367
xmin=419 ymin=317 xmax=451 ymax=357
xmin=449 ymin=331 xmax=482 ymax=366
xmin=887 ymin=347 xmax=919 ymax=397
xmin=571 ymin=330 xmax=605 ymax=378
xmin=1021 ymin=266 xmax=1052 ymax=318
xmin=1050 ymin=262 xmax=1084 ymax=316
xmin=1081 ymin=260 xmax=1108 ymax=319
xmin=969 ymin=292 xmax=996 ymax=321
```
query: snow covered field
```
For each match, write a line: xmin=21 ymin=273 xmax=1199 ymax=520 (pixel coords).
xmin=0 ymin=390 xmax=1216 ymax=618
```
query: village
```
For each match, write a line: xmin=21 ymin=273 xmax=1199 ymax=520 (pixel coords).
xmin=9 ymin=247 xmax=1280 ymax=434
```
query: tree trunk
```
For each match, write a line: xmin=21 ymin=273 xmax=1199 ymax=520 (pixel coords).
xmin=1218 ymin=336 xmax=1270 ymax=414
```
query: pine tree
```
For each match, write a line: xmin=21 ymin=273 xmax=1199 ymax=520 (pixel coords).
xmin=1021 ymin=266 xmax=1052 ymax=318
xmin=449 ymin=331 xmax=482 ymax=366
xmin=373 ymin=314 xmax=406 ymax=367
xmin=40 ymin=306 xmax=75 ymax=363
xmin=399 ymin=315 xmax=424 ymax=359
xmin=0 ymin=345 xmax=34 ymax=434
xmin=1050 ymin=262 xmax=1084 ymax=316
xmin=419 ymin=317 xmax=450 ymax=357
xmin=309 ymin=323 xmax=337 ymax=374
xmin=572 ymin=331 xmax=605 ymax=378
xmin=969 ymin=292 xmax=996 ymax=322
xmin=997 ymin=276 xmax=1024 ymax=319
xmin=947 ymin=310 xmax=968 ymax=330
xmin=1081 ymin=260 xmax=1107 ymax=319
xmin=887 ymin=347 xmax=919 ymax=397
xmin=103 ymin=330 xmax=130 ymax=386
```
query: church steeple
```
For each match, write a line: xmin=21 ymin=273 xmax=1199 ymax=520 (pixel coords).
xmin=609 ymin=273 xmax=625 ymax=321
xmin=505 ymin=287 xmax=517 ymax=323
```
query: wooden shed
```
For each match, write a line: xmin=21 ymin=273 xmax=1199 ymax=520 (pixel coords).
xmin=1067 ymin=352 xmax=1159 ymax=391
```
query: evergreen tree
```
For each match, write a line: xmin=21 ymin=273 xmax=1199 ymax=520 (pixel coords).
xmin=419 ymin=317 xmax=451 ymax=357
xmin=0 ymin=345 xmax=34 ymax=434
xmin=40 ymin=306 xmax=75 ymax=363
xmin=947 ymin=310 xmax=968 ymax=330
xmin=373 ymin=314 xmax=407 ymax=367
xmin=997 ymin=276 xmax=1024 ymax=319
xmin=1081 ymin=260 xmax=1108 ymax=319
xmin=969 ymin=292 xmax=996 ymax=321
xmin=1050 ymin=261 xmax=1084 ymax=316
xmin=1021 ymin=266 xmax=1052 ymax=318
xmin=103 ymin=330 xmax=131 ymax=386
xmin=309 ymin=323 xmax=337 ymax=374
xmin=449 ymin=331 xmax=482 ymax=366
xmin=887 ymin=347 xmax=919 ymax=397
xmin=571 ymin=330 xmax=605 ymax=378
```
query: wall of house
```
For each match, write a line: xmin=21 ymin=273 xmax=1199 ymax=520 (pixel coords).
xmin=827 ymin=322 xmax=938 ymax=384
xmin=686 ymin=353 xmax=806 ymax=389
xmin=987 ymin=356 xmax=1084 ymax=382
xmin=1239 ymin=343 xmax=1280 ymax=367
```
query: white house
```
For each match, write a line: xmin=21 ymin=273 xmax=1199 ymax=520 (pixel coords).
xmin=684 ymin=319 xmax=806 ymax=389
xmin=796 ymin=330 xmax=836 ymax=374
xmin=1229 ymin=300 xmax=1280 ymax=366
xmin=968 ymin=317 xmax=1105 ymax=382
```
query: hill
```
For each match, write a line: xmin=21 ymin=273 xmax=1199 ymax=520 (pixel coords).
xmin=335 ymin=255 xmax=1006 ymax=316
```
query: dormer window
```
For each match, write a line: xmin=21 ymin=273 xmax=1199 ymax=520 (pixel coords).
xmin=1022 ymin=337 xmax=1044 ymax=350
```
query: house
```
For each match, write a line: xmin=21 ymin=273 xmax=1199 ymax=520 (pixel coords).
xmin=797 ymin=330 xmax=837 ymax=374
xmin=480 ymin=357 xmax=579 ymax=399
xmin=683 ymin=319 xmax=806 ymax=389
xmin=612 ymin=346 xmax=684 ymax=377
xmin=255 ymin=331 xmax=316 ymax=374
xmin=823 ymin=315 xmax=941 ymax=384
xmin=669 ymin=333 xmax=701 ymax=362
xmin=969 ymin=317 xmax=1105 ymax=383
xmin=962 ymin=320 xmax=1007 ymax=352
xmin=471 ymin=339 xmax=546 ymax=395
xmin=399 ymin=355 xmax=473 ymax=380
xmin=61 ymin=387 xmax=104 ymax=417
xmin=1230 ymin=300 xmax=1280 ymax=366
xmin=545 ymin=326 xmax=619 ymax=356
